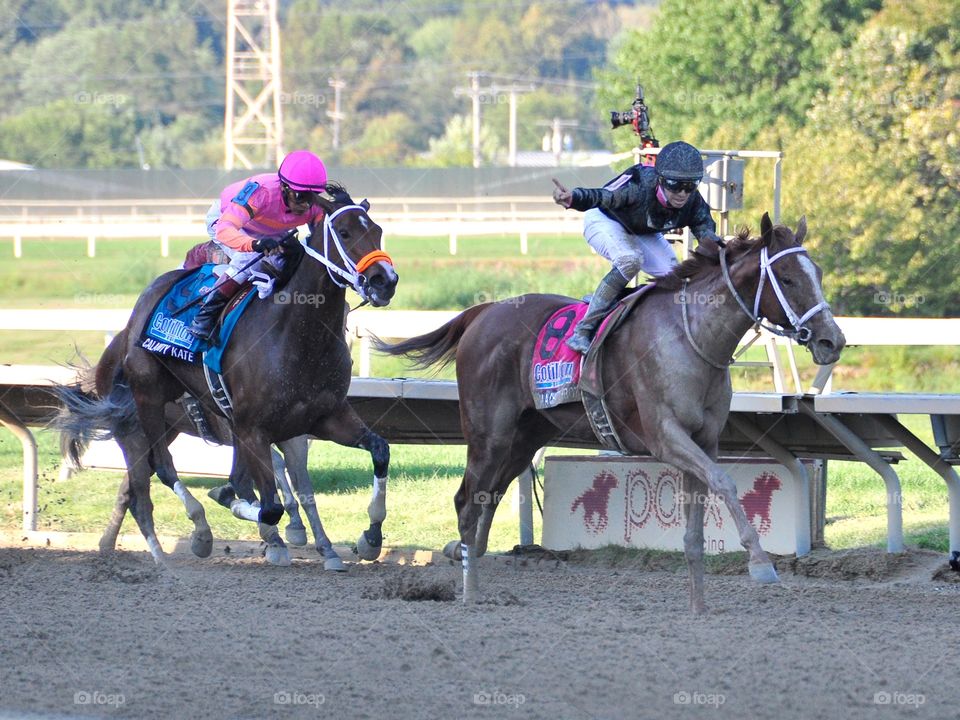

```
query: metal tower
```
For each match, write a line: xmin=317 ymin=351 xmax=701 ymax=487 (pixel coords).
xmin=224 ymin=0 xmax=284 ymax=170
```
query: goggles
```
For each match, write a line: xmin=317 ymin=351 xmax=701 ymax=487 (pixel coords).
xmin=661 ymin=177 xmax=700 ymax=193
xmin=284 ymin=185 xmax=322 ymax=205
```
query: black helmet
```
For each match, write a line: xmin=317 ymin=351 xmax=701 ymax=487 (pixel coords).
xmin=656 ymin=141 xmax=704 ymax=181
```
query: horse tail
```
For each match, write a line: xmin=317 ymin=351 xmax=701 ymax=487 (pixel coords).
xmin=373 ymin=302 xmax=493 ymax=370
xmin=49 ymin=363 xmax=139 ymax=470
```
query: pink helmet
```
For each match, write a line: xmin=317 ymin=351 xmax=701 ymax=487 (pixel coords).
xmin=278 ymin=150 xmax=327 ymax=191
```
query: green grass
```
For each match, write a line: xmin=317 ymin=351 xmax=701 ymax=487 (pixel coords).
xmin=0 ymin=234 xmax=956 ymax=553
xmin=0 ymin=429 xmax=552 ymax=551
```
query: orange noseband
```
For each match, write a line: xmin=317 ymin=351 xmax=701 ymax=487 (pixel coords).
xmin=355 ymin=250 xmax=394 ymax=274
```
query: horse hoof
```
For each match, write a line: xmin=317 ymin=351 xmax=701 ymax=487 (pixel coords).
xmin=356 ymin=531 xmax=381 ymax=561
xmin=191 ymin=528 xmax=214 ymax=558
xmin=284 ymin=526 xmax=308 ymax=547
xmin=442 ymin=540 xmax=462 ymax=561
xmin=207 ymin=485 xmax=235 ymax=508
xmin=265 ymin=545 xmax=291 ymax=566
xmin=749 ymin=561 xmax=779 ymax=584
xmin=324 ymin=556 xmax=346 ymax=572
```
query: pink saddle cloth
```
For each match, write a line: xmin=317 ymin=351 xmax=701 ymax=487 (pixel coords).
xmin=531 ymin=285 xmax=656 ymax=410
xmin=531 ymin=304 xmax=589 ymax=409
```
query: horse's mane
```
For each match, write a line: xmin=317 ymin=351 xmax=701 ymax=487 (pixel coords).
xmin=652 ymin=226 xmax=761 ymax=291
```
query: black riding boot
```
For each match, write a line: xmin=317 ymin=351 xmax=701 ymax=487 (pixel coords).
xmin=566 ymin=268 xmax=629 ymax=354
xmin=189 ymin=278 xmax=241 ymax=341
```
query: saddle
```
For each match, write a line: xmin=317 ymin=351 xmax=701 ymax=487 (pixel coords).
xmin=530 ymin=284 xmax=655 ymax=451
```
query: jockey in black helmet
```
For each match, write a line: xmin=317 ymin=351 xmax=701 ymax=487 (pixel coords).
xmin=552 ymin=140 xmax=725 ymax=354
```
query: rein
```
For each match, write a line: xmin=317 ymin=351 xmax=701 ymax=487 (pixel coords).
xmin=298 ymin=204 xmax=394 ymax=303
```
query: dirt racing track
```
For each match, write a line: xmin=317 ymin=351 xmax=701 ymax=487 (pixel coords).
xmin=1 ymin=540 xmax=959 ymax=720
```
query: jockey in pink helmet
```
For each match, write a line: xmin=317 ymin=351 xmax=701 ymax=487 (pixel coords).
xmin=190 ymin=150 xmax=328 ymax=341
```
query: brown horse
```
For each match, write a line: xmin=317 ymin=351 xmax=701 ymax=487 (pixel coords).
xmin=378 ymin=213 xmax=844 ymax=612
xmin=55 ymin=186 xmax=398 ymax=566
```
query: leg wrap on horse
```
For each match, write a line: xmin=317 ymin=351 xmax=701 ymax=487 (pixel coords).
xmin=358 ymin=429 xmax=390 ymax=478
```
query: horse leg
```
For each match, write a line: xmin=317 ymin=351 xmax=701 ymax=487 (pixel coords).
xmin=448 ymin=432 xmax=548 ymax=602
xmin=115 ymin=433 xmax=166 ymax=565
xmin=656 ymin=426 xmax=778 ymax=585
xmin=99 ymin=472 xmax=132 ymax=553
xmin=278 ymin=436 xmax=344 ymax=571
xmin=126 ymin=352 xmax=213 ymax=558
xmin=272 ymin=444 xmax=307 ymax=547
xmin=234 ymin=431 xmax=289 ymax=566
xmin=313 ymin=406 xmax=389 ymax=563
xmin=683 ymin=472 xmax=708 ymax=615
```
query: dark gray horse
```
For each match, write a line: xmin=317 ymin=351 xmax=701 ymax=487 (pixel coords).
xmin=55 ymin=186 xmax=398 ymax=566
xmin=378 ymin=214 xmax=844 ymax=612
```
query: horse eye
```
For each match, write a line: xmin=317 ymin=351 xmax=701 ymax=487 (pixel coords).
xmin=781 ymin=277 xmax=794 ymax=286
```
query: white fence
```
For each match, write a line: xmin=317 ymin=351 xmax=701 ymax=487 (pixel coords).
xmin=0 ymin=196 xmax=588 ymax=258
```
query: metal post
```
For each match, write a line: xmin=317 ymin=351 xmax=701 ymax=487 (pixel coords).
xmin=727 ymin=415 xmax=812 ymax=555
xmin=875 ymin=414 xmax=960 ymax=557
xmin=773 ymin=155 xmax=782 ymax=225
xmin=0 ymin=410 xmax=37 ymax=532
xmin=799 ymin=403 xmax=904 ymax=552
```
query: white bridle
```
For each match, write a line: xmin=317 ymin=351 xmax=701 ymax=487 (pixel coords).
xmin=721 ymin=244 xmax=830 ymax=344
xmin=298 ymin=204 xmax=373 ymax=300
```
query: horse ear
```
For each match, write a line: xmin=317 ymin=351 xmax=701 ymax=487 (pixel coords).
xmin=361 ymin=198 xmax=370 ymax=211
xmin=760 ymin=212 xmax=773 ymax=246
xmin=795 ymin=215 xmax=807 ymax=245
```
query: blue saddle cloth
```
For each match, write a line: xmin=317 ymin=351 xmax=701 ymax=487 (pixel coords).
xmin=138 ymin=265 xmax=257 ymax=373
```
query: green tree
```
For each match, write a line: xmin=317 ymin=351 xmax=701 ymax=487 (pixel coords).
xmin=600 ymin=0 xmax=881 ymax=149
xmin=0 ymin=98 xmax=139 ymax=167
xmin=785 ymin=2 xmax=960 ymax=316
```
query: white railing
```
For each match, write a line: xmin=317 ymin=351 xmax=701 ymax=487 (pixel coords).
xmin=0 ymin=196 xmax=588 ymax=258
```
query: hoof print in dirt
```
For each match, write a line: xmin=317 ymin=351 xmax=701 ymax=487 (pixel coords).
xmin=362 ymin=571 xmax=455 ymax=602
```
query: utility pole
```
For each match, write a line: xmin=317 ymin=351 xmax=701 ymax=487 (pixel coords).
xmin=454 ymin=71 xmax=483 ymax=168
xmin=224 ymin=0 xmax=284 ymax=170
xmin=327 ymin=78 xmax=346 ymax=151
xmin=539 ymin=118 xmax=579 ymax=166
xmin=488 ymin=83 xmax=534 ymax=167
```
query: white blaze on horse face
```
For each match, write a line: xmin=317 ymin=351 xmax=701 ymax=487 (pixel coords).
xmin=359 ymin=215 xmax=369 ymax=231
xmin=797 ymin=254 xmax=824 ymax=300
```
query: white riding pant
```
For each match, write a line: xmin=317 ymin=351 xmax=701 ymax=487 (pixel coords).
xmin=205 ymin=200 xmax=284 ymax=283
xmin=583 ymin=209 xmax=678 ymax=281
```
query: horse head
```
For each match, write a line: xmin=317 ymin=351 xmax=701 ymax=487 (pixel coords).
xmin=727 ymin=212 xmax=845 ymax=366
xmin=310 ymin=183 xmax=398 ymax=307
